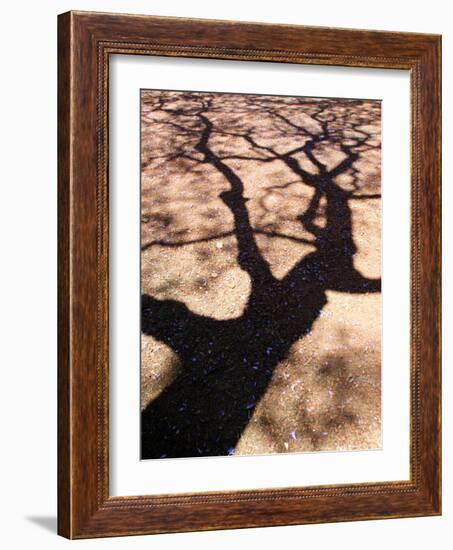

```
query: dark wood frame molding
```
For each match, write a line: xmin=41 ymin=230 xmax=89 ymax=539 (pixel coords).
xmin=58 ymin=10 xmax=441 ymax=539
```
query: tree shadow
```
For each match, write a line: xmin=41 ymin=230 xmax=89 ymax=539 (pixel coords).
xmin=141 ymin=91 xmax=381 ymax=459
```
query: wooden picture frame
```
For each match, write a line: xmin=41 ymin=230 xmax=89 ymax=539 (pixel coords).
xmin=58 ymin=10 xmax=441 ymax=539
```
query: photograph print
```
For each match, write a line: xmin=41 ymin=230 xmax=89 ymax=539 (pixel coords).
xmin=140 ymin=89 xmax=382 ymax=460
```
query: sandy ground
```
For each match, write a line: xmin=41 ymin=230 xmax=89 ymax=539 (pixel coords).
xmin=140 ymin=91 xmax=381 ymax=457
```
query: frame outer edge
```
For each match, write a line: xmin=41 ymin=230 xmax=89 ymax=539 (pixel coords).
xmin=57 ymin=10 xmax=442 ymax=538
xmin=57 ymin=11 xmax=73 ymax=539
xmin=438 ymin=35 xmax=442 ymax=515
xmin=420 ymin=36 xmax=442 ymax=514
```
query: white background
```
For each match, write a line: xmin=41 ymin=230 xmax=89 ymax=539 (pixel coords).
xmin=110 ymin=57 xmax=410 ymax=495
xmin=0 ymin=0 xmax=450 ymax=548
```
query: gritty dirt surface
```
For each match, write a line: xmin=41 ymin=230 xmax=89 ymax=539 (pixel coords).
xmin=140 ymin=91 xmax=381 ymax=458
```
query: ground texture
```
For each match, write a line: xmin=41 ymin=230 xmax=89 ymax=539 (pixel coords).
xmin=140 ymin=91 xmax=381 ymax=459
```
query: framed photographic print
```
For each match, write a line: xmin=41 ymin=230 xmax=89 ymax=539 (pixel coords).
xmin=58 ymin=11 xmax=441 ymax=538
